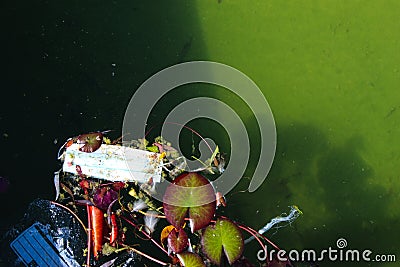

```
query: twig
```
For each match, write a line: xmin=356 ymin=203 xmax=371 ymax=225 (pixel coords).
xmin=138 ymin=210 xmax=166 ymax=219
xmin=128 ymin=246 xmax=168 ymax=266
xmin=121 ymin=215 xmax=169 ymax=255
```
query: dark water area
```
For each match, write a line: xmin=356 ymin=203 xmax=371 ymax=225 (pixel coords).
xmin=0 ymin=1 xmax=206 ymax=234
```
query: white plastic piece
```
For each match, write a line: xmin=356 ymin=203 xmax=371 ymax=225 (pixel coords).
xmin=62 ymin=144 xmax=163 ymax=184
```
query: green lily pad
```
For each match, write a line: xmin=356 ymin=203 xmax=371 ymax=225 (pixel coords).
xmin=177 ymin=252 xmax=206 ymax=267
xmin=201 ymin=218 xmax=244 ymax=265
xmin=167 ymin=228 xmax=188 ymax=254
xmin=163 ymin=172 xmax=216 ymax=232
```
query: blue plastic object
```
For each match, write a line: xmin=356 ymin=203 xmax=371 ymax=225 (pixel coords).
xmin=10 ymin=222 xmax=80 ymax=267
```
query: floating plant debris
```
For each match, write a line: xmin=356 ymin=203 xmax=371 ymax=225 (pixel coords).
xmin=2 ymin=131 xmax=302 ymax=267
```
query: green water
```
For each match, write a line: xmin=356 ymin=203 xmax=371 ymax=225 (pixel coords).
xmin=193 ymin=1 xmax=400 ymax=266
xmin=1 ymin=1 xmax=399 ymax=266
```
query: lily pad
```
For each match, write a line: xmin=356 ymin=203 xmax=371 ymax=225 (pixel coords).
xmin=201 ymin=218 xmax=244 ymax=265
xmin=163 ymin=172 xmax=216 ymax=232
xmin=167 ymin=228 xmax=188 ymax=254
xmin=177 ymin=252 xmax=206 ymax=267
xmin=77 ymin=132 xmax=103 ymax=153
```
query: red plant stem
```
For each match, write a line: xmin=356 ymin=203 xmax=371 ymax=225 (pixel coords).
xmin=238 ymin=222 xmax=292 ymax=266
xmin=86 ymin=204 xmax=92 ymax=267
xmin=215 ymin=216 xmax=290 ymax=264
xmin=144 ymin=121 xmax=213 ymax=153
xmin=50 ymin=201 xmax=86 ymax=231
xmin=129 ymin=247 xmax=168 ymax=266
xmin=218 ymin=215 xmax=281 ymax=251
xmin=121 ymin=215 xmax=168 ymax=255
xmin=167 ymin=122 xmax=213 ymax=153
xmin=238 ymin=224 xmax=266 ymax=253
xmin=110 ymin=213 xmax=118 ymax=246
xmin=246 ymin=225 xmax=281 ymax=251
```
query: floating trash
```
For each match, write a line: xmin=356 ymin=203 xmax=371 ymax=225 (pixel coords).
xmin=0 ymin=199 xmax=86 ymax=266
xmin=62 ymin=144 xmax=163 ymax=185
xmin=11 ymin=222 xmax=80 ymax=267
